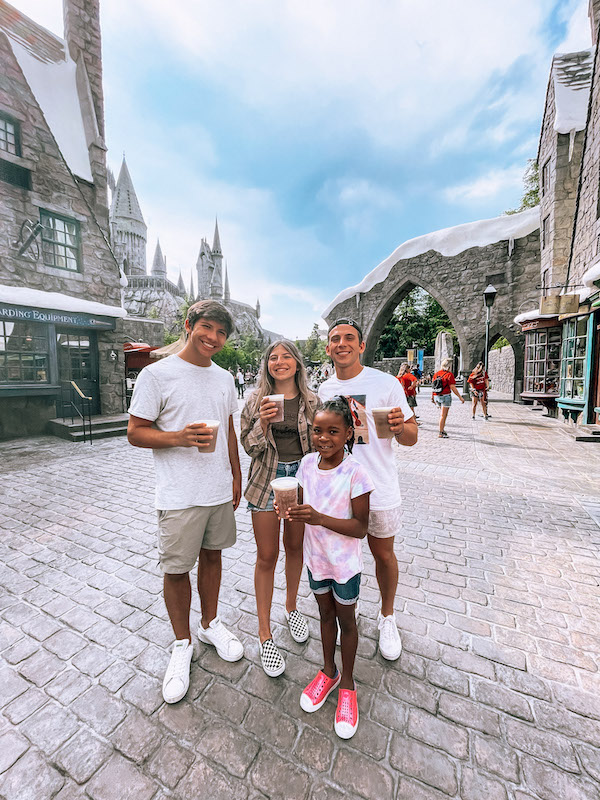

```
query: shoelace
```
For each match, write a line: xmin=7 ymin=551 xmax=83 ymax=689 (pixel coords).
xmin=210 ymin=620 xmax=235 ymax=645
xmin=380 ymin=617 xmax=396 ymax=641
xmin=168 ymin=644 xmax=190 ymax=680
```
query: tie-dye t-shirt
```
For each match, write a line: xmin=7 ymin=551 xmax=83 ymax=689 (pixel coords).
xmin=297 ymin=452 xmax=374 ymax=584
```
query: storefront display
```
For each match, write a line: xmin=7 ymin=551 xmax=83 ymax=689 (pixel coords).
xmin=523 ymin=326 xmax=561 ymax=395
xmin=560 ymin=315 xmax=589 ymax=400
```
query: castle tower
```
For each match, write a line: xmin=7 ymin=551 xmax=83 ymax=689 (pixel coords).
xmin=189 ymin=270 xmax=195 ymax=301
xmin=151 ymin=239 xmax=167 ymax=277
xmin=210 ymin=219 xmax=223 ymax=300
xmin=256 ymin=298 xmax=261 ymax=318
xmin=110 ymin=157 xmax=147 ymax=276
xmin=177 ymin=270 xmax=185 ymax=294
xmin=224 ymin=263 xmax=231 ymax=302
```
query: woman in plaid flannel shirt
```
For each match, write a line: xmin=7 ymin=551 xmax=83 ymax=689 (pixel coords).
xmin=241 ymin=340 xmax=320 ymax=677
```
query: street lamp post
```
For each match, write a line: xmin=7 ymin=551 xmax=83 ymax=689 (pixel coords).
xmin=483 ymin=284 xmax=498 ymax=372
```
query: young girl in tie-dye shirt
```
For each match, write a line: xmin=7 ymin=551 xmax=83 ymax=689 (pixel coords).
xmin=286 ymin=396 xmax=373 ymax=740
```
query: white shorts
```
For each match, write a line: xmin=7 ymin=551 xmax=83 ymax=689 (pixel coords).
xmin=367 ymin=505 xmax=402 ymax=539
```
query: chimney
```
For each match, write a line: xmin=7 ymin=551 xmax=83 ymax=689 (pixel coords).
xmin=63 ymin=0 xmax=105 ymax=140
xmin=590 ymin=0 xmax=600 ymax=45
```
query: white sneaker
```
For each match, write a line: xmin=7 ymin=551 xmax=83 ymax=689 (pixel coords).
xmin=378 ymin=613 xmax=402 ymax=660
xmin=198 ymin=616 xmax=244 ymax=662
xmin=162 ymin=639 xmax=193 ymax=704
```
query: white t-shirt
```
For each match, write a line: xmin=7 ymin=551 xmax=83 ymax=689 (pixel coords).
xmin=128 ymin=355 xmax=238 ymax=510
xmin=236 ymin=370 xmax=245 ymax=385
xmin=297 ymin=453 xmax=374 ymax=583
xmin=318 ymin=366 xmax=414 ymax=511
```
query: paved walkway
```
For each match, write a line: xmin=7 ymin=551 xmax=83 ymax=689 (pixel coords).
xmin=0 ymin=390 xmax=599 ymax=800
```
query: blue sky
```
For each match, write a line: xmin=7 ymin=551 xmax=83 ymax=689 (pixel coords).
xmin=14 ymin=0 xmax=592 ymax=337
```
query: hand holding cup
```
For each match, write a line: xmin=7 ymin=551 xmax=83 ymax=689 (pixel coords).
xmin=182 ymin=420 xmax=219 ymax=452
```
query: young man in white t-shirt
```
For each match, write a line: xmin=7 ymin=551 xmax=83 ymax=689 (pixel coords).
xmin=319 ymin=319 xmax=418 ymax=660
xmin=128 ymin=300 xmax=244 ymax=704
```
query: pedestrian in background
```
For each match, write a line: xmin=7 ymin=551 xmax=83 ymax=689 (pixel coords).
xmin=236 ymin=367 xmax=246 ymax=398
xmin=240 ymin=340 xmax=320 ymax=677
xmin=468 ymin=361 xmax=490 ymax=420
xmin=397 ymin=363 xmax=419 ymax=419
xmin=431 ymin=357 xmax=464 ymax=438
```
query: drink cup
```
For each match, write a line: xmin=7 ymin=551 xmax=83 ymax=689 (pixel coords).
xmin=265 ymin=394 xmax=285 ymax=423
xmin=371 ymin=407 xmax=395 ymax=439
xmin=270 ymin=476 xmax=299 ymax=518
xmin=194 ymin=419 xmax=220 ymax=453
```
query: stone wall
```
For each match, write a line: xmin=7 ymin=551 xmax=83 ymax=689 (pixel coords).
xmin=538 ymin=68 xmax=585 ymax=290
xmin=125 ymin=285 xmax=182 ymax=333
xmin=488 ymin=345 xmax=515 ymax=395
xmin=325 ymin=228 xmax=541 ymax=396
xmin=373 ymin=355 xmax=435 ymax=377
xmin=569 ymin=47 xmax=600 ymax=285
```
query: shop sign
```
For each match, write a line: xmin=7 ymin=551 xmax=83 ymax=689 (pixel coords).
xmin=558 ymin=294 xmax=580 ymax=314
xmin=0 ymin=303 xmax=116 ymax=330
xmin=540 ymin=295 xmax=560 ymax=315
xmin=522 ymin=318 xmax=558 ymax=331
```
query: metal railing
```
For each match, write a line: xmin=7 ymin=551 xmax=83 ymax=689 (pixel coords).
xmin=60 ymin=380 xmax=93 ymax=444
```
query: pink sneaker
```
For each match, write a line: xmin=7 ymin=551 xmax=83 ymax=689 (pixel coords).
xmin=300 ymin=669 xmax=340 ymax=713
xmin=335 ymin=687 xmax=359 ymax=739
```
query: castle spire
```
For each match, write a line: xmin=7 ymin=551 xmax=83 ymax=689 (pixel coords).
xmin=256 ymin=297 xmax=261 ymax=318
xmin=224 ymin=263 xmax=230 ymax=302
xmin=177 ymin=270 xmax=185 ymax=294
xmin=189 ymin=269 xmax=195 ymax=300
xmin=110 ymin=156 xmax=145 ymax=226
xmin=151 ymin=239 xmax=167 ymax=277
xmin=212 ymin=218 xmax=222 ymax=255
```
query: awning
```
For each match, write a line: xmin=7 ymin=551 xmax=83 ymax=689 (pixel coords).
xmin=0 ymin=284 xmax=126 ymax=318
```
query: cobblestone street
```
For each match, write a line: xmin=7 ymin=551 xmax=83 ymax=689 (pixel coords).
xmin=1 ymin=390 xmax=600 ymax=800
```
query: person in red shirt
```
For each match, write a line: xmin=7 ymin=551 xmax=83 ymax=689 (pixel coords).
xmin=467 ymin=362 xmax=490 ymax=420
xmin=396 ymin=363 xmax=418 ymax=419
xmin=431 ymin=357 xmax=464 ymax=438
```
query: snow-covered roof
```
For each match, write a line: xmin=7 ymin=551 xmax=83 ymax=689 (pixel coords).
xmin=582 ymin=259 xmax=600 ymax=288
xmin=323 ymin=207 xmax=540 ymax=318
xmin=513 ymin=309 xmax=556 ymax=325
xmin=0 ymin=285 xmax=126 ymax=318
xmin=1 ymin=8 xmax=93 ymax=182
xmin=552 ymin=49 xmax=594 ymax=135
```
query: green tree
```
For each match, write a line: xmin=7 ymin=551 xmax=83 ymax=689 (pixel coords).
xmin=298 ymin=323 xmax=327 ymax=364
xmin=505 ymin=159 xmax=539 ymax=215
xmin=375 ymin=288 xmax=455 ymax=359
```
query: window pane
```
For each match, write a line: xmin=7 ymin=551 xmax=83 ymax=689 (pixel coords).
xmin=0 ymin=322 xmax=48 ymax=383
xmin=574 ymin=359 xmax=584 ymax=378
xmin=40 ymin=212 xmax=80 ymax=272
xmin=575 ymin=337 xmax=586 ymax=357
xmin=576 ymin=317 xmax=588 ymax=337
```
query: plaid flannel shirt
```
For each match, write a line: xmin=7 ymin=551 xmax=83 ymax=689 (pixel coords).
xmin=240 ymin=390 xmax=321 ymax=509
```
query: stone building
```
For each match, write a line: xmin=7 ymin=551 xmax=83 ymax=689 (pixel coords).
xmin=514 ymin=2 xmax=600 ymax=428
xmin=0 ymin=0 xmax=162 ymax=439
xmin=109 ymin=157 xmax=272 ymax=342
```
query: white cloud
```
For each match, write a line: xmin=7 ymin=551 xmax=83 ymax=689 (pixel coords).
xmin=317 ymin=177 xmax=402 ymax=237
xmin=556 ymin=0 xmax=591 ymax=52
xmin=443 ymin=165 xmax=525 ymax=204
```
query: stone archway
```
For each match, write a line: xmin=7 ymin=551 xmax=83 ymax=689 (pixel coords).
xmin=362 ymin=274 xmax=469 ymax=368
xmin=323 ymin=214 xmax=540 ymax=399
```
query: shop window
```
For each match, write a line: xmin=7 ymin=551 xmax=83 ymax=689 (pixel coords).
xmin=0 ymin=112 xmax=20 ymax=156
xmin=560 ymin=316 xmax=589 ymax=399
xmin=0 ymin=321 xmax=49 ymax=384
xmin=40 ymin=211 xmax=81 ymax=271
xmin=541 ymin=158 xmax=550 ymax=197
xmin=524 ymin=327 xmax=561 ymax=394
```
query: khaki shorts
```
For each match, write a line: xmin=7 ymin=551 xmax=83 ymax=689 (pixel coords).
xmin=157 ymin=503 xmax=237 ymax=574
xmin=367 ymin=505 xmax=402 ymax=539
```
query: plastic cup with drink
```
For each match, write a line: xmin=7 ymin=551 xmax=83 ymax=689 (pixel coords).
xmin=371 ymin=407 xmax=395 ymax=439
xmin=193 ymin=419 xmax=220 ymax=452
xmin=271 ymin=476 xmax=299 ymax=518
xmin=265 ymin=394 xmax=285 ymax=423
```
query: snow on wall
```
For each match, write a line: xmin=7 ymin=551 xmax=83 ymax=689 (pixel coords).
xmin=552 ymin=49 xmax=594 ymax=135
xmin=0 ymin=284 xmax=127 ymax=318
xmin=8 ymin=38 xmax=93 ymax=182
xmin=323 ymin=207 xmax=540 ymax=318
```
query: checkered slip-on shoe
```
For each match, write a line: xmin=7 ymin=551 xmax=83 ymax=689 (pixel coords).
xmin=259 ymin=638 xmax=285 ymax=677
xmin=285 ymin=609 xmax=309 ymax=643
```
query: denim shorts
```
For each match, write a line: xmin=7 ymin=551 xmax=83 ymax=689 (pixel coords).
xmin=307 ymin=568 xmax=361 ymax=605
xmin=434 ymin=394 xmax=452 ymax=407
xmin=247 ymin=460 xmax=301 ymax=512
